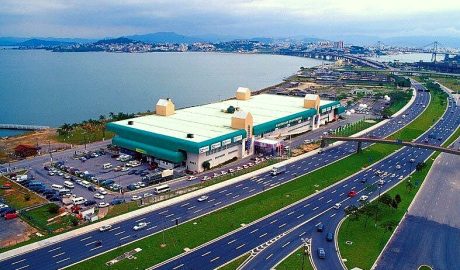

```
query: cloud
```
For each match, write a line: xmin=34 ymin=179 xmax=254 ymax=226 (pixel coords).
xmin=0 ymin=0 xmax=459 ymax=39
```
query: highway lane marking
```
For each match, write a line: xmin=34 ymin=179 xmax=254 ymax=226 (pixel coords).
xmin=180 ymin=203 xmax=190 ymax=207
xmin=90 ymin=245 xmax=102 ymax=251
xmin=172 ymin=264 xmax=184 ymax=269
xmin=55 ymin=258 xmax=70 ymax=264
xmin=242 ymin=186 xmax=249 ymax=190
xmin=187 ymin=206 xmax=196 ymax=210
xmin=250 ymin=229 xmax=259 ymax=234
xmin=236 ymin=244 xmax=245 ymax=249
xmin=193 ymin=209 xmax=202 ymax=214
xmin=232 ymin=195 xmax=240 ymax=199
xmin=210 ymin=257 xmax=220 ymax=263
xmin=297 ymin=214 xmax=304 ymax=219
xmin=201 ymin=251 xmax=211 ymax=257
xmin=313 ymin=206 xmax=319 ymax=210
xmin=352 ymin=186 xmax=356 ymax=189
xmin=214 ymin=202 xmax=222 ymax=206
xmin=48 ymin=247 xmax=61 ymax=252
xmin=228 ymin=239 xmax=236 ymax=244
xmin=266 ymin=254 xmax=273 ymax=260
xmin=330 ymin=213 xmax=336 ymax=218
xmin=159 ymin=210 xmax=168 ymax=215
xmin=80 ymin=236 xmax=92 ymax=241
xmin=120 ymin=235 xmax=130 ymax=241
xmin=11 ymin=259 xmax=26 ymax=265
xmin=109 ymin=226 xmax=120 ymax=232
xmin=166 ymin=213 xmax=175 ymax=218
xmin=270 ymin=219 xmax=278 ymax=224
xmin=147 ymin=226 xmax=157 ymax=231
xmin=135 ymin=217 xmax=146 ymax=222
xmin=315 ymin=222 xmax=321 ymax=226
xmin=299 ymin=232 xmax=306 ymax=237
xmin=339 ymin=192 xmax=345 ymax=196
xmin=343 ymin=184 xmax=348 ymax=187
xmin=259 ymin=233 xmax=268 ymax=238
xmin=85 ymin=240 xmax=98 ymax=246
xmin=331 ymin=190 xmax=337 ymax=193
xmin=114 ymin=231 xmax=125 ymax=236
xmin=287 ymin=211 xmax=295 ymax=216
xmin=15 ymin=265 xmax=29 ymax=270
xmin=326 ymin=199 xmax=332 ymax=203
xmin=303 ymin=203 xmax=310 ymax=208
xmin=52 ymin=252 xmax=65 ymax=258
xmin=218 ymin=189 xmax=227 ymax=194
xmin=249 ymin=189 xmax=256 ymax=192
xmin=279 ymin=223 xmax=287 ymax=228
xmin=225 ymin=192 xmax=233 ymax=196
xmin=318 ymin=196 xmax=324 ymax=201
xmin=236 ymin=184 xmax=243 ymax=187
xmin=282 ymin=241 xmax=291 ymax=248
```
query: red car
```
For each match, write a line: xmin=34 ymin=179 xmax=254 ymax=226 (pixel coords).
xmin=5 ymin=212 xmax=18 ymax=220
xmin=348 ymin=190 xmax=357 ymax=197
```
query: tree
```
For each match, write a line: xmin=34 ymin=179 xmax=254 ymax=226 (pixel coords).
xmin=405 ymin=180 xmax=415 ymax=192
xmin=24 ymin=193 xmax=31 ymax=201
xmin=390 ymin=199 xmax=398 ymax=210
xmin=378 ymin=193 xmax=392 ymax=207
xmin=99 ymin=114 xmax=106 ymax=121
xmin=394 ymin=194 xmax=402 ymax=205
xmin=48 ymin=203 xmax=60 ymax=214
xmin=69 ymin=216 xmax=79 ymax=226
xmin=202 ymin=161 xmax=211 ymax=171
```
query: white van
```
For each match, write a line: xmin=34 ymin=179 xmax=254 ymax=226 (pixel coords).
xmin=71 ymin=197 xmax=87 ymax=205
xmin=103 ymin=163 xmax=112 ymax=169
xmin=51 ymin=184 xmax=64 ymax=191
xmin=153 ymin=184 xmax=170 ymax=194
xmin=64 ymin=181 xmax=74 ymax=189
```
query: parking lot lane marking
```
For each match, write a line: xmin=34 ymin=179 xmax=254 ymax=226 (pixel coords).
xmin=159 ymin=210 xmax=168 ymax=215
xmin=52 ymin=252 xmax=65 ymax=258
xmin=119 ymin=235 xmax=131 ymax=241
xmin=250 ymin=229 xmax=259 ymax=234
xmin=55 ymin=258 xmax=70 ymax=264
xmin=201 ymin=251 xmax=211 ymax=257
xmin=225 ymin=192 xmax=232 ymax=196
xmin=166 ymin=213 xmax=174 ymax=218
xmin=282 ymin=241 xmax=291 ymax=248
xmin=236 ymin=244 xmax=245 ymax=249
xmin=85 ymin=240 xmax=97 ymax=246
xmin=172 ymin=264 xmax=184 ymax=270
xmin=89 ymin=245 xmax=102 ymax=251
xmin=15 ymin=265 xmax=29 ymax=270
xmin=11 ymin=259 xmax=26 ymax=265
xmin=297 ymin=214 xmax=304 ymax=219
xmin=48 ymin=247 xmax=61 ymax=253
xmin=343 ymin=184 xmax=348 ymax=187
xmin=210 ymin=257 xmax=220 ymax=263
xmin=318 ymin=196 xmax=324 ymax=201
xmin=266 ymin=254 xmax=273 ymax=260
xmin=313 ymin=206 xmax=319 ymax=211
xmin=147 ymin=226 xmax=157 ymax=231
xmin=330 ymin=213 xmax=336 ymax=218
xmin=278 ymin=223 xmax=287 ymax=228
xmin=352 ymin=186 xmax=356 ymax=189
xmin=135 ymin=217 xmax=146 ymax=223
xmin=187 ymin=206 xmax=196 ymax=210
xmin=108 ymin=226 xmax=120 ymax=232
xmin=80 ymin=236 xmax=92 ymax=241
xmin=259 ymin=233 xmax=268 ymax=238
xmin=114 ymin=231 xmax=125 ymax=236
xmin=180 ymin=202 xmax=190 ymax=207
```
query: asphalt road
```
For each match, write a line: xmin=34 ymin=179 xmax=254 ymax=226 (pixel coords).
xmin=0 ymin=84 xmax=441 ymax=270
xmin=374 ymin=137 xmax=460 ymax=270
xmin=149 ymin=84 xmax=459 ymax=270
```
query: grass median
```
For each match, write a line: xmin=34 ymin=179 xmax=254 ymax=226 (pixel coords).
xmin=276 ymin=247 xmax=314 ymax=270
xmin=68 ymin=85 xmax=446 ymax=270
xmin=216 ymin=254 xmax=250 ymax=270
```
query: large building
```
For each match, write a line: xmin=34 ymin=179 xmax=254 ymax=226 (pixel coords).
xmin=107 ymin=88 xmax=344 ymax=173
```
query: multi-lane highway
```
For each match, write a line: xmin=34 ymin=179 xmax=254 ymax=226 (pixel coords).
xmin=0 ymin=83 xmax=431 ymax=270
xmin=149 ymin=83 xmax=458 ymax=270
xmin=373 ymin=137 xmax=460 ymax=270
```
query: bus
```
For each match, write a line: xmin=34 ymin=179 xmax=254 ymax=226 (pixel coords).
xmin=153 ymin=184 xmax=170 ymax=194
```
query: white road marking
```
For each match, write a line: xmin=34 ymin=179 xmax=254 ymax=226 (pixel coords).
xmin=114 ymin=231 xmax=125 ymax=236
xmin=326 ymin=199 xmax=332 ymax=203
xmin=249 ymin=189 xmax=256 ymax=192
xmin=232 ymin=195 xmax=240 ymax=199
xmin=166 ymin=213 xmax=174 ymax=218
xmin=11 ymin=259 xmax=26 ymax=265
xmin=331 ymin=190 xmax=337 ymax=194
xmin=135 ymin=217 xmax=146 ymax=223
xmin=270 ymin=219 xmax=278 ymax=224
xmin=218 ymin=189 xmax=227 ymax=194
xmin=279 ymin=223 xmax=287 ymax=228
xmin=85 ymin=240 xmax=97 ymax=246
xmin=250 ymin=229 xmax=259 ymax=234
xmin=210 ymin=257 xmax=220 ymax=262
xmin=193 ymin=209 xmax=202 ymax=214
xmin=147 ymin=226 xmax=157 ymax=231
xmin=80 ymin=236 xmax=92 ymax=241
xmin=180 ymin=203 xmax=190 ymax=207
xmin=120 ymin=235 xmax=130 ymax=241
xmin=109 ymin=226 xmax=120 ymax=232
xmin=259 ymin=233 xmax=268 ymax=238
xmin=313 ymin=206 xmax=319 ymax=210
xmin=55 ymin=258 xmax=70 ymax=264
xmin=318 ymin=196 xmax=324 ymax=201
xmin=172 ymin=264 xmax=184 ymax=270
xmin=201 ymin=251 xmax=211 ymax=257
xmin=236 ymin=244 xmax=246 ymax=249
xmin=297 ymin=214 xmax=304 ymax=219
xmin=315 ymin=222 xmax=321 ymax=226
xmin=159 ymin=210 xmax=168 ymax=215
xmin=303 ymin=203 xmax=310 ymax=208
xmin=299 ymin=232 xmax=306 ymax=237
xmin=330 ymin=213 xmax=336 ymax=218
xmin=89 ymin=245 xmax=102 ymax=251
xmin=228 ymin=239 xmax=236 ymax=244
xmin=15 ymin=265 xmax=29 ymax=270
xmin=52 ymin=252 xmax=65 ymax=258
xmin=282 ymin=241 xmax=291 ymax=248
xmin=48 ymin=247 xmax=61 ymax=253
xmin=266 ymin=254 xmax=273 ymax=260
xmin=187 ymin=206 xmax=196 ymax=210
xmin=287 ymin=211 xmax=295 ymax=216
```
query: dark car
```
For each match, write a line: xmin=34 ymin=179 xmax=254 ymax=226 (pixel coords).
xmin=88 ymin=185 xmax=97 ymax=192
xmin=46 ymin=193 xmax=58 ymax=199
xmin=111 ymin=199 xmax=124 ymax=205
xmin=360 ymin=178 xmax=367 ymax=183
xmin=317 ymin=223 xmax=324 ymax=232
xmin=84 ymin=200 xmax=97 ymax=206
xmin=128 ymin=170 xmax=137 ymax=175
xmin=140 ymin=172 xmax=149 ymax=177
xmin=49 ymin=196 xmax=61 ymax=202
xmin=326 ymin=232 xmax=334 ymax=242
xmin=317 ymin=248 xmax=326 ymax=259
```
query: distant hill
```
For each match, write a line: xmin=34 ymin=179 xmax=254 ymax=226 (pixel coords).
xmin=125 ymin=32 xmax=203 ymax=44
xmin=94 ymin=37 xmax=139 ymax=45
xmin=18 ymin=39 xmax=75 ymax=47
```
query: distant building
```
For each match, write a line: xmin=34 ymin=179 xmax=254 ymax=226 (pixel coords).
xmin=14 ymin=144 xmax=39 ymax=158
xmin=334 ymin=41 xmax=344 ymax=49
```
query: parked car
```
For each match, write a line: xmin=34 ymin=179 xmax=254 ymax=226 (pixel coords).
xmin=111 ymin=199 xmax=124 ymax=205
xmin=131 ymin=195 xmax=142 ymax=201
xmin=98 ymin=202 xmax=109 ymax=208
xmin=94 ymin=193 xmax=105 ymax=200
xmin=84 ymin=200 xmax=97 ymax=206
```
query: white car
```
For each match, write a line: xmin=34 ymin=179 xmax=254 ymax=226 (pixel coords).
xmin=143 ymin=193 xmax=153 ymax=198
xmin=378 ymin=179 xmax=385 ymax=186
xmin=398 ymin=176 xmax=404 ymax=180
xmin=333 ymin=203 xmax=341 ymax=209
xmin=202 ymin=176 xmax=210 ymax=181
xmin=409 ymin=158 xmax=415 ymax=163
xmin=94 ymin=193 xmax=105 ymax=200
xmin=131 ymin=195 xmax=142 ymax=201
xmin=359 ymin=195 xmax=369 ymax=201
xmin=98 ymin=189 xmax=108 ymax=195
xmin=121 ymin=167 xmax=129 ymax=172
xmin=304 ymin=139 xmax=311 ymax=144
xmin=197 ymin=195 xmax=209 ymax=202
xmin=99 ymin=224 xmax=112 ymax=232
xmin=133 ymin=222 xmax=147 ymax=231
xmin=228 ymin=168 xmax=235 ymax=173
xmin=187 ymin=176 xmax=197 ymax=181
xmin=395 ymin=165 xmax=402 ymax=170
xmin=98 ymin=202 xmax=109 ymax=208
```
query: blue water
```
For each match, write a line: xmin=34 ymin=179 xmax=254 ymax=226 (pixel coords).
xmin=0 ymin=50 xmax=322 ymax=134
xmin=0 ymin=129 xmax=28 ymax=137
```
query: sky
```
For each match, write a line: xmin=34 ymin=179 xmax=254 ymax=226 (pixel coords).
xmin=1 ymin=0 xmax=460 ymax=40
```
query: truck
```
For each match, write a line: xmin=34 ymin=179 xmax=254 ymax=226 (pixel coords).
xmin=271 ymin=165 xmax=286 ymax=176
xmin=142 ymin=169 xmax=174 ymax=185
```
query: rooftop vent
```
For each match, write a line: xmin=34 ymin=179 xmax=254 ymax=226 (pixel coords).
xmin=187 ymin=133 xmax=194 ymax=138
xmin=128 ymin=121 xmax=134 ymax=125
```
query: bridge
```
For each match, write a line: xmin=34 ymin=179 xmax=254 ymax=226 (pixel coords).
xmin=0 ymin=124 xmax=50 ymax=130
xmin=320 ymin=136 xmax=460 ymax=156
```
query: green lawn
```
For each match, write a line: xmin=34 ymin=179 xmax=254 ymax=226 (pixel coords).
xmin=432 ymin=76 xmax=460 ymax=93
xmin=54 ymin=126 xmax=114 ymax=145
xmin=0 ymin=176 xmax=47 ymax=210
xmin=20 ymin=203 xmax=77 ymax=233
xmin=335 ymin=120 xmax=376 ymax=137
xmin=276 ymin=247 xmax=313 ymax=270
xmin=382 ymin=90 xmax=412 ymax=116
xmin=217 ymin=254 xmax=250 ymax=270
